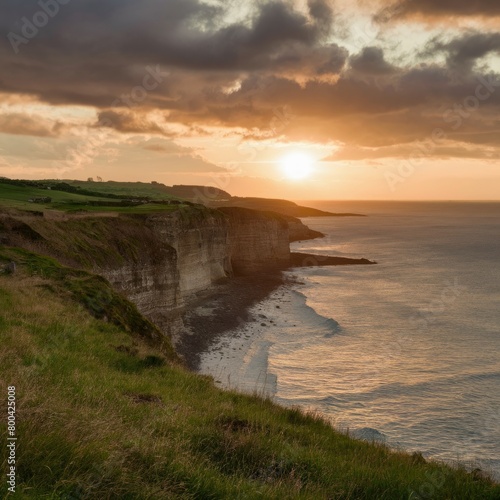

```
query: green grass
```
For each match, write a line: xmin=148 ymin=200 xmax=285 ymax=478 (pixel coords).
xmin=0 ymin=250 xmax=499 ymax=499
xmin=0 ymin=182 xmax=111 ymax=212
xmin=63 ymin=180 xmax=178 ymax=201
xmin=0 ymin=180 xmax=187 ymax=214
xmin=54 ymin=203 xmax=183 ymax=214
xmin=0 ymin=247 xmax=175 ymax=359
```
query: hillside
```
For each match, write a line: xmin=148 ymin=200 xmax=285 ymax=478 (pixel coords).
xmin=209 ymin=197 xmax=365 ymax=218
xmin=1 ymin=249 xmax=498 ymax=498
xmin=64 ymin=181 xmax=232 ymax=202
xmin=0 ymin=178 xmax=363 ymax=219
xmin=0 ymin=179 xmax=324 ymax=243
xmin=0 ymin=178 xmax=192 ymax=215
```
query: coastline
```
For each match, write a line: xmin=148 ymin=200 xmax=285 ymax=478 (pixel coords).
xmin=194 ymin=279 xmax=343 ymax=398
xmin=178 ymin=252 xmax=373 ymax=371
xmin=177 ymin=272 xmax=287 ymax=370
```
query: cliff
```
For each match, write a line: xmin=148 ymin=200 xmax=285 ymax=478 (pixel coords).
xmin=1 ymin=214 xmax=183 ymax=336
xmin=290 ymin=252 xmax=376 ymax=267
xmin=281 ymin=214 xmax=325 ymax=242
xmin=218 ymin=207 xmax=290 ymax=275
xmin=0 ymin=206 xmax=292 ymax=339
xmin=146 ymin=210 xmax=232 ymax=300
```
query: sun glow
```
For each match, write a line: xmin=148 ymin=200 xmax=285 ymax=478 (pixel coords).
xmin=280 ymin=152 xmax=314 ymax=180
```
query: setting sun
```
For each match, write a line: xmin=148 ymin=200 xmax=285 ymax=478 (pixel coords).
xmin=280 ymin=152 xmax=314 ymax=180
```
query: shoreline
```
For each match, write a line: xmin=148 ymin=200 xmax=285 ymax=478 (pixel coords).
xmin=178 ymin=253 xmax=374 ymax=370
xmin=177 ymin=272 xmax=287 ymax=370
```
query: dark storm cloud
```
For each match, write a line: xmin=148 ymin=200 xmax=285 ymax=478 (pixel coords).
xmin=0 ymin=0 xmax=340 ymax=106
xmin=426 ymin=32 xmax=500 ymax=72
xmin=220 ymin=64 xmax=500 ymax=122
xmin=215 ymin=63 xmax=500 ymax=157
xmin=349 ymin=46 xmax=397 ymax=75
xmin=376 ymin=0 xmax=500 ymax=22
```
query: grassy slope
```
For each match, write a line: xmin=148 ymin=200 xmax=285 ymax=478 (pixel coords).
xmin=0 ymin=205 xmax=227 ymax=272
xmin=0 ymin=250 xmax=498 ymax=499
xmin=64 ymin=181 xmax=233 ymax=202
xmin=64 ymin=180 xmax=177 ymax=201
xmin=0 ymin=182 xmax=183 ymax=214
xmin=209 ymin=198 xmax=363 ymax=218
xmin=0 ymin=183 xmax=110 ymax=212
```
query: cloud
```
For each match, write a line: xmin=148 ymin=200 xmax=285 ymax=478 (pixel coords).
xmin=0 ymin=0 xmax=340 ymax=107
xmin=127 ymin=137 xmax=227 ymax=173
xmin=96 ymin=110 xmax=170 ymax=135
xmin=325 ymin=142 xmax=500 ymax=162
xmin=0 ymin=112 xmax=62 ymax=137
xmin=349 ymin=46 xmax=397 ymax=75
xmin=142 ymin=143 xmax=177 ymax=153
xmin=137 ymin=137 xmax=195 ymax=154
xmin=376 ymin=0 xmax=500 ymax=22
xmin=426 ymin=32 xmax=500 ymax=72
xmin=170 ymin=153 xmax=227 ymax=174
xmin=1 ymin=0 xmax=500 ymax=163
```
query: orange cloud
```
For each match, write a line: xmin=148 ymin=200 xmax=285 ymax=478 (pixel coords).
xmin=0 ymin=113 xmax=63 ymax=137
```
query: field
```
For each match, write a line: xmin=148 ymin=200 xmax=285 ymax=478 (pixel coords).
xmin=63 ymin=180 xmax=178 ymax=201
xmin=0 ymin=179 xmax=184 ymax=215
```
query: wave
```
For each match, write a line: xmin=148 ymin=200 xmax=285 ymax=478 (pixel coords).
xmin=320 ymin=395 xmax=366 ymax=408
xmin=350 ymin=427 xmax=387 ymax=443
xmin=351 ymin=371 xmax=500 ymax=400
xmin=290 ymin=289 xmax=342 ymax=337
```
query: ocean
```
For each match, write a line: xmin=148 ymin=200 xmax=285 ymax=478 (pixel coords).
xmin=199 ymin=201 xmax=500 ymax=480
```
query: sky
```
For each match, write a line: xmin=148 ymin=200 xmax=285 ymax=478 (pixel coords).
xmin=1 ymin=0 xmax=500 ymax=200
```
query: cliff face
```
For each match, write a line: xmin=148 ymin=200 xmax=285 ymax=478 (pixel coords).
xmin=287 ymin=220 xmax=321 ymax=242
xmin=146 ymin=211 xmax=232 ymax=301
xmin=218 ymin=207 xmax=290 ymax=275
xmin=103 ymin=210 xmax=233 ymax=336
xmin=101 ymin=243 xmax=181 ymax=337
xmin=281 ymin=215 xmax=325 ymax=243
xmin=1 ymin=214 xmax=186 ymax=337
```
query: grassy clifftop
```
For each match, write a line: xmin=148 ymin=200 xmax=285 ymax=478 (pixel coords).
xmin=0 ymin=249 xmax=498 ymax=499
xmin=0 ymin=179 xmax=188 ymax=214
xmin=209 ymin=197 xmax=364 ymax=218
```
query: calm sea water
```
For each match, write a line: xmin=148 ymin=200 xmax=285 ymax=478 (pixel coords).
xmin=200 ymin=202 xmax=500 ymax=479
